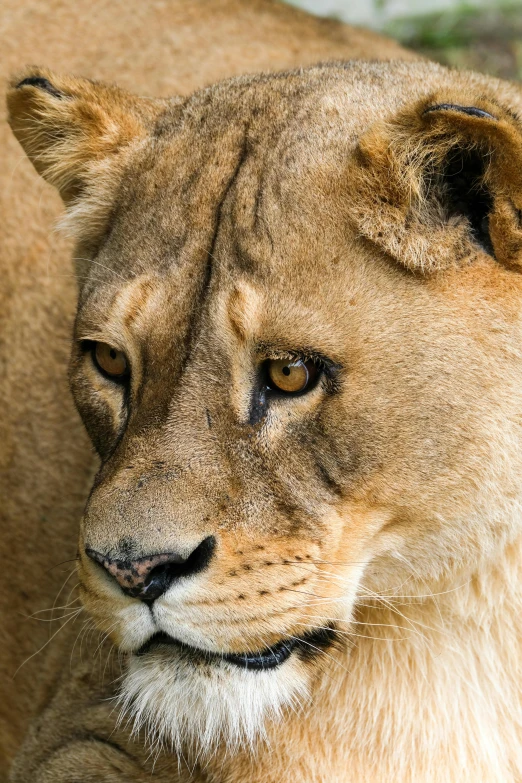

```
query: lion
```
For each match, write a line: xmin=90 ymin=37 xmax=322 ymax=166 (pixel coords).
xmin=0 ymin=1 xmax=411 ymax=774
xmin=3 ymin=1 xmax=522 ymax=781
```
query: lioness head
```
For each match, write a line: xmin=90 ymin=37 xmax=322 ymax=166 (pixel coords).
xmin=8 ymin=61 xmax=522 ymax=754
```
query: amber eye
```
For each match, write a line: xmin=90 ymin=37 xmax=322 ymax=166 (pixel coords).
xmin=93 ymin=342 xmax=129 ymax=380
xmin=267 ymin=358 xmax=319 ymax=394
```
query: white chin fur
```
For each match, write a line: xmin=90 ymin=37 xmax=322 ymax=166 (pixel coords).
xmin=117 ymin=648 xmax=310 ymax=757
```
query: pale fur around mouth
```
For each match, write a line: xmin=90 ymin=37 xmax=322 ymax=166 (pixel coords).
xmin=116 ymin=623 xmax=340 ymax=755
xmin=118 ymin=639 xmax=312 ymax=756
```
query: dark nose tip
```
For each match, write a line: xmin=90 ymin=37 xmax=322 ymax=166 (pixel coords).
xmin=85 ymin=536 xmax=216 ymax=602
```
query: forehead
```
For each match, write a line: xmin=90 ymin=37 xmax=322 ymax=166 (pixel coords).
xmin=76 ymin=61 xmax=457 ymax=335
xmin=79 ymin=67 xmax=367 ymax=298
xmin=98 ymin=73 xmax=355 ymax=272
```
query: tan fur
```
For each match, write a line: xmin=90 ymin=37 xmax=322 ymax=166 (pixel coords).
xmin=3 ymin=2 xmax=522 ymax=782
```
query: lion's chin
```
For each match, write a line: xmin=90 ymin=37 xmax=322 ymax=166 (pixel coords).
xmin=117 ymin=641 xmax=311 ymax=756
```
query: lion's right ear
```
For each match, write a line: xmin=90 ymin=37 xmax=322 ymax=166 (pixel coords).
xmin=7 ymin=67 xmax=165 ymax=205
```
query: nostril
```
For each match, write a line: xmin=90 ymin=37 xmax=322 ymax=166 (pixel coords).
xmin=166 ymin=535 xmax=216 ymax=580
xmin=143 ymin=535 xmax=216 ymax=600
xmin=85 ymin=535 xmax=216 ymax=602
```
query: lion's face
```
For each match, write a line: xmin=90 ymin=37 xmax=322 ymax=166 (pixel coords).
xmin=8 ymin=61 xmax=522 ymax=753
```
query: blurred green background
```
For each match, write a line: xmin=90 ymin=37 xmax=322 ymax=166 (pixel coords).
xmin=287 ymin=1 xmax=522 ymax=80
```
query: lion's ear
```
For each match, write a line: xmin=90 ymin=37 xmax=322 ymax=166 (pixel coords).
xmin=7 ymin=67 xmax=165 ymax=205
xmin=347 ymin=95 xmax=522 ymax=274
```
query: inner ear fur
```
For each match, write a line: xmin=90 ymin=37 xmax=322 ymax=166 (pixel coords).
xmin=347 ymin=94 xmax=522 ymax=274
xmin=7 ymin=67 xmax=167 ymax=248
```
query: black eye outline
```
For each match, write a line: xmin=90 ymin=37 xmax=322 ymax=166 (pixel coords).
xmin=82 ymin=340 xmax=130 ymax=385
xmin=263 ymin=357 xmax=322 ymax=397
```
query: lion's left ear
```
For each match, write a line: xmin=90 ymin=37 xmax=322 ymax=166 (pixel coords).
xmin=7 ymin=66 xmax=166 ymax=204
xmin=347 ymin=94 xmax=522 ymax=273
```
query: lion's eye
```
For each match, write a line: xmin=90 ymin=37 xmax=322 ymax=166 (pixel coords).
xmin=93 ymin=342 xmax=129 ymax=380
xmin=266 ymin=358 xmax=318 ymax=394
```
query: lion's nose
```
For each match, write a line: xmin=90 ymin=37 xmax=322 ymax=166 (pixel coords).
xmin=85 ymin=536 xmax=216 ymax=602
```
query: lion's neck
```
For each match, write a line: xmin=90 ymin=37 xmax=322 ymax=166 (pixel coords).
xmin=318 ymin=536 xmax=522 ymax=782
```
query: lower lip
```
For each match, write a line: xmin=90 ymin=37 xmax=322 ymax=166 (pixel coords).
xmin=137 ymin=632 xmax=297 ymax=670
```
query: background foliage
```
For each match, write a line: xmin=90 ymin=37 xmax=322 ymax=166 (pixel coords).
xmin=287 ymin=1 xmax=522 ymax=80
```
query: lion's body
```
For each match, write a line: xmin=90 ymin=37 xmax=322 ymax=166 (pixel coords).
xmin=3 ymin=3 xmax=522 ymax=783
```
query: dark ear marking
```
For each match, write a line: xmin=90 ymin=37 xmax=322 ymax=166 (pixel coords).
xmin=423 ymin=103 xmax=497 ymax=121
xmin=16 ymin=76 xmax=64 ymax=99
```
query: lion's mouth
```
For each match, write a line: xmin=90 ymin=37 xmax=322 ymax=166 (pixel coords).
xmin=136 ymin=625 xmax=337 ymax=671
